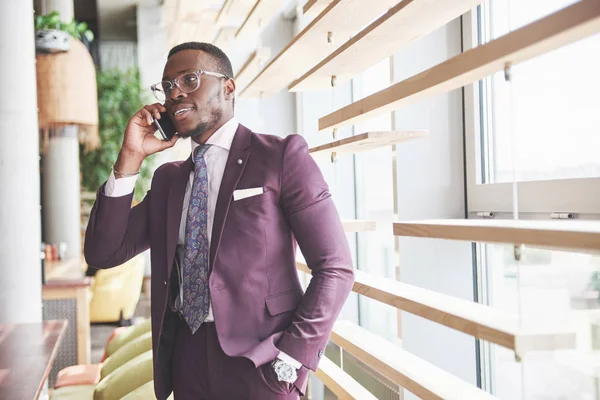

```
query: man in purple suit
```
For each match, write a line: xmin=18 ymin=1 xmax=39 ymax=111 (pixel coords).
xmin=84 ymin=42 xmax=354 ymax=400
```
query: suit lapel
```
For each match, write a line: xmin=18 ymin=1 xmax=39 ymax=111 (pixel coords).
xmin=209 ymin=124 xmax=252 ymax=270
xmin=165 ymin=157 xmax=193 ymax=277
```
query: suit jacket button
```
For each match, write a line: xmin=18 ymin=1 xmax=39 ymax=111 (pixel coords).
xmin=164 ymin=280 xmax=167 ymax=286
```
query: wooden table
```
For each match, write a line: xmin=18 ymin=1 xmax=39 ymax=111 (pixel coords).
xmin=0 ymin=320 xmax=68 ymax=400
xmin=45 ymin=257 xmax=88 ymax=281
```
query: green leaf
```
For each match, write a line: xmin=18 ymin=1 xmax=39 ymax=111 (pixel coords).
xmin=48 ymin=13 xmax=61 ymax=28
xmin=35 ymin=12 xmax=94 ymax=42
xmin=84 ymin=30 xmax=94 ymax=42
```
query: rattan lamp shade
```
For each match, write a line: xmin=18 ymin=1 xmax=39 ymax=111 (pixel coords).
xmin=36 ymin=38 xmax=99 ymax=150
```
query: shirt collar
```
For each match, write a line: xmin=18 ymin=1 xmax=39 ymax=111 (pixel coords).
xmin=190 ymin=117 xmax=239 ymax=154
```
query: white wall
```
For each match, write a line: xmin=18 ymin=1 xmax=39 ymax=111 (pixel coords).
xmin=136 ymin=4 xmax=167 ymax=93
xmin=392 ymin=19 xmax=478 ymax=397
xmin=234 ymin=12 xmax=297 ymax=136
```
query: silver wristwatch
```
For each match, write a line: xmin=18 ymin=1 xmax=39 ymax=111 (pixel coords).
xmin=272 ymin=358 xmax=298 ymax=384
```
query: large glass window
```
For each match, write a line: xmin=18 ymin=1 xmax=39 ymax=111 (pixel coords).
xmin=480 ymin=243 xmax=600 ymax=399
xmin=465 ymin=1 xmax=600 ymax=398
xmin=480 ymin=0 xmax=600 ymax=184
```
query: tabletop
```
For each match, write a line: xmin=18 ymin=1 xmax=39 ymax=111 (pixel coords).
xmin=0 ymin=319 xmax=68 ymax=400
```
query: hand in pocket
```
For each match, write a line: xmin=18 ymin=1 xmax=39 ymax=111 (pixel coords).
xmin=256 ymin=363 xmax=294 ymax=397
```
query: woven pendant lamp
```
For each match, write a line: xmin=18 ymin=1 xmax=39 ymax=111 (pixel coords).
xmin=36 ymin=37 xmax=99 ymax=152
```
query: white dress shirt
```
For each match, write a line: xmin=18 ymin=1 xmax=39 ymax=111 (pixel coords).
xmin=103 ymin=117 xmax=301 ymax=369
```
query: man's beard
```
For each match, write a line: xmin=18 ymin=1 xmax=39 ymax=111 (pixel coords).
xmin=179 ymin=91 xmax=224 ymax=139
xmin=179 ymin=107 xmax=223 ymax=139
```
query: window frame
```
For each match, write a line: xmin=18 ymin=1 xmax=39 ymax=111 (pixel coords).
xmin=463 ymin=1 xmax=600 ymax=396
xmin=462 ymin=4 xmax=600 ymax=216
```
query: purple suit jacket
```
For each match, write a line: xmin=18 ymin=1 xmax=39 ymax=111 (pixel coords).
xmin=84 ymin=124 xmax=354 ymax=399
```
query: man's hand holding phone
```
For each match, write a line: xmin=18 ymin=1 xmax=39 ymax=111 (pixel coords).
xmin=113 ymin=103 xmax=179 ymax=179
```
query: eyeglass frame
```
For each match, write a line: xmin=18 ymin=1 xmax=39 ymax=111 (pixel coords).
xmin=150 ymin=69 xmax=230 ymax=101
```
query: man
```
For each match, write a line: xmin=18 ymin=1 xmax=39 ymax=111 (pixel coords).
xmin=84 ymin=42 xmax=354 ymax=400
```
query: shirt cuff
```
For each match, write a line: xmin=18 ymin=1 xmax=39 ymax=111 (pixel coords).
xmin=277 ymin=351 xmax=302 ymax=369
xmin=104 ymin=170 xmax=138 ymax=197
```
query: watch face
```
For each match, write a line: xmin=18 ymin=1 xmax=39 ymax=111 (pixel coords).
xmin=274 ymin=360 xmax=297 ymax=383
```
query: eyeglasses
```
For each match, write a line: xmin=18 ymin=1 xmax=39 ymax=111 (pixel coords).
xmin=150 ymin=70 xmax=229 ymax=102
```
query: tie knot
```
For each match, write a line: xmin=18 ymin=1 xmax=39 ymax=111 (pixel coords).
xmin=193 ymin=144 xmax=211 ymax=165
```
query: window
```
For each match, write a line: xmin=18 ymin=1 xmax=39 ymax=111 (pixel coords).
xmin=479 ymin=243 xmax=600 ymax=399
xmin=464 ymin=1 xmax=600 ymax=398
xmin=465 ymin=1 xmax=600 ymax=214
xmin=353 ymin=58 xmax=399 ymax=343
xmin=481 ymin=1 xmax=600 ymax=184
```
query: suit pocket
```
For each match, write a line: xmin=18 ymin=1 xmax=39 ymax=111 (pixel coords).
xmin=232 ymin=189 xmax=273 ymax=207
xmin=265 ymin=289 xmax=302 ymax=316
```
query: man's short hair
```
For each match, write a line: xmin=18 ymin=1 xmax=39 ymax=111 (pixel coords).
xmin=168 ymin=42 xmax=234 ymax=79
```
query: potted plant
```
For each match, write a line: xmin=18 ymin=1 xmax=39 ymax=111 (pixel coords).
xmin=35 ymin=11 xmax=94 ymax=53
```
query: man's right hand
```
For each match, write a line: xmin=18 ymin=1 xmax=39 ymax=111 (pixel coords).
xmin=113 ymin=103 xmax=179 ymax=178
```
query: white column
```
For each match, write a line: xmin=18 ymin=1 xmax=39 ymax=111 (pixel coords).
xmin=37 ymin=0 xmax=81 ymax=260
xmin=0 ymin=0 xmax=43 ymax=323
xmin=43 ymin=127 xmax=81 ymax=259
xmin=137 ymin=4 xmax=167 ymax=91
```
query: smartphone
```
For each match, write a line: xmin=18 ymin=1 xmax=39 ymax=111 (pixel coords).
xmin=153 ymin=111 xmax=178 ymax=141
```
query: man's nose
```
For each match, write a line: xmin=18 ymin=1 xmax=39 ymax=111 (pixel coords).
xmin=168 ymin=85 xmax=187 ymax=101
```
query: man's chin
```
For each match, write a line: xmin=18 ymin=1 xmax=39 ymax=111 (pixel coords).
xmin=175 ymin=126 xmax=200 ymax=139
xmin=176 ymin=131 xmax=192 ymax=139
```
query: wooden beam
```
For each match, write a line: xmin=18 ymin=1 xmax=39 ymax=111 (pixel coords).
xmin=341 ymin=219 xmax=376 ymax=232
xmin=315 ymin=357 xmax=378 ymax=400
xmin=318 ymin=0 xmax=600 ymax=131
xmin=331 ymin=321 xmax=497 ymax=399
xmin=216 ymin=0 xmax=257 ymax=25
xmin=213 ymin=26 xmax=239 ymax=48
xmin=302 ymin=0 xmax=331 ymax=16
xmin=177 ymin=0 xmax=218 ymax=22
xmin=235 ymin=48 xmax=272 ymax=93
xmin=216 ymin=0 xmax=234 ymax=24
xmin=393 ymin=219 xmax=600 ymax=252
xmin=235 ymin=0 xmax=282 ymax=42
xmin=297 ymin=262 xmax=576 ymax=356
xmin=290 ymin=0 xmax=483 ymax=92
xmin=309 ymin=131 xmax=427 ymax=156
xmin=239 ymin=0 xmax=399 ymax=98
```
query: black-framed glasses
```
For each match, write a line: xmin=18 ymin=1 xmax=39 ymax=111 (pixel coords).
xmin=150 ymin=70 xmax=229 ymax=102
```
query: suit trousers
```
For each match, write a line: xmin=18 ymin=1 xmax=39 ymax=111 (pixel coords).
xmin=171 ymin=317 xmax=301 ymax=400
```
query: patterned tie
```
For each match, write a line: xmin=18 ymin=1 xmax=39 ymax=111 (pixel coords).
xmin=182 ymin=144 xmax=211 ymax=334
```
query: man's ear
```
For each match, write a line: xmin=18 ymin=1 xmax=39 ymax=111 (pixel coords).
xmin=224 ymin=78 xmax=236 ymax=100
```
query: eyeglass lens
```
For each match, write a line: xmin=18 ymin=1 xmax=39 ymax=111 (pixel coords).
xmin=153 ymin=72 xmax=200 ymax=101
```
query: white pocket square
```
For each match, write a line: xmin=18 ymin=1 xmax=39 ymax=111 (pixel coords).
xmin=233 ymin=187 xmax=264 ymax=201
